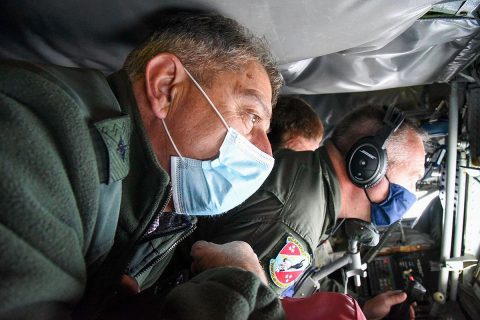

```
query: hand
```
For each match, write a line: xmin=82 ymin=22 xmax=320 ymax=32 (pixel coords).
xmin=409 ymin=302 xmax=416 ymax=320
xmin=190 ymin=240 xmax=268 ymax=284
xmin=362 ymin=290 xmax=408 ymax=320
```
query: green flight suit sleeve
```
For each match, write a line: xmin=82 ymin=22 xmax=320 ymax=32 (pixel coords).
xmin=0 ymin=63 xmax=99 ymax=319
xmin=161 ymin=267 xmax=285 ymax=320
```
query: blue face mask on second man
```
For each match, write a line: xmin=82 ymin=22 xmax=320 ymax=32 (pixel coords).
xmin=367 ymin=177 xmax=417 ymax=226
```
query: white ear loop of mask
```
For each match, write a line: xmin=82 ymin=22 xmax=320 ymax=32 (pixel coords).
xmin=161 ymin=119 xmax=185 ymax=160
xmin=161 ymin=67 xmax=230 ymax=162
xmin=183 ymin=68 xmax=229 ymax=130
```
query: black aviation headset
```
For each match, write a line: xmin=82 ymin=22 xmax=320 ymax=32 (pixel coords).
xmin=345 ymin=106 xmax=405 ymax=189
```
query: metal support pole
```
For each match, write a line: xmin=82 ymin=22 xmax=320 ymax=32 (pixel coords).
xmin=294 ymin=254 xmax=352 ymax=298
xmin=450 ymin=151 xmax=467 ymax=301
xmin=348 ymin=240 xmax=363 ymax=287
xmin=438 ymin=81 xmax=459 ymax=299
xmin=294 ymin=239 xmax=368 ymax=297
xmin=310 ymin=254 xmax=352 ymax=282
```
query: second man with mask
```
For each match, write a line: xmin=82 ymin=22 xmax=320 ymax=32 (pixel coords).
xmin=179 ymin=105 xmax=427 ymax=320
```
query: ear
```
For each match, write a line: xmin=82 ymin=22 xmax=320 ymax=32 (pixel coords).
xmin=144 ymin=53 xmax=186 ymax=119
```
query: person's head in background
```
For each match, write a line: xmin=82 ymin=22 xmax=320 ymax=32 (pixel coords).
xmin=268 ymin=96 xmax=324 ymax=152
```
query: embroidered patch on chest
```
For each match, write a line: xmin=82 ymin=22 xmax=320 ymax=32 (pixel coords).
xmin=269 ymin=236 xmax=310 ymax=288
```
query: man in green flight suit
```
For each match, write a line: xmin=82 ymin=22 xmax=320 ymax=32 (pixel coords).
xmin=187 ymin=105 xmax=427 ymax=320
xmin=0 ymin=11 xmax=285 ymax=320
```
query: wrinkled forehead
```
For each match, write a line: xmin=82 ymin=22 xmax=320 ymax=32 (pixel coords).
xmin=230 ymin=61 xmax=273 ymax=111
xmin=240 ymin=60 xmax=272 ymax=100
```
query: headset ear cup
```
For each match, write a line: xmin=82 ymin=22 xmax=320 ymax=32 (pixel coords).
xmin=344 ymin=106 xmax=403 ymax=188
xmin=374 ymin=152 xmax=388 ymax=188
xmin=346 ymin=137 xmax=387 ymax=188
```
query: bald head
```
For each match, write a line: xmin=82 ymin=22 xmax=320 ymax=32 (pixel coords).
xmin=386 ymin=128 xmax=425 ymax=192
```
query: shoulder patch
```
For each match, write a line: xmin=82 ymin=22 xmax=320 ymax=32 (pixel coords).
xmin=94 ymin=115 xmax=131 ymax=183
xmin=269 ymin=236 xmax=311 ymax=288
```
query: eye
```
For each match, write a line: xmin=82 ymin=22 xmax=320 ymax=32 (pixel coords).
xmin=250 ymin=113 xmax=260 ymax=125
xmin=244 ymin=112 xmax=261 ymax=131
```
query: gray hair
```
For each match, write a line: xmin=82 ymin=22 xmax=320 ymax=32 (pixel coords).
xmin=331 ymin=106 xmax=427 ymax=171
xmin=124 ymin=11 xmax=283 ymax=104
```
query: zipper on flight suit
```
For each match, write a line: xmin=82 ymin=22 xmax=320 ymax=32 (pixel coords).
xmin=134 ymin=223 xmax=196 ymax=279
xmin=125 ymin=184 xmax=196 ymax=279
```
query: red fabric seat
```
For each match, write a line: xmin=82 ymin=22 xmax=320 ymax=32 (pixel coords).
xmin=282 ymin=292 xmax=367 ymax=320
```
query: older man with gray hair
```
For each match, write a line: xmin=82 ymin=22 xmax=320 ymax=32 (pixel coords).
xmin=0 ymin=11 xmax=284 ymax=320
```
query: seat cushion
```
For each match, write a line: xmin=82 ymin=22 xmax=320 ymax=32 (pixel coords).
xmin=282 ymin=292 xmax=366 ymax=320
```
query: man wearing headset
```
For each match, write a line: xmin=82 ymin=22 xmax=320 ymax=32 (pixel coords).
xmin=188 ymin=105 xmax=426 ymax=319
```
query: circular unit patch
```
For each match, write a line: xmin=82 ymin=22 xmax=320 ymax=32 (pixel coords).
xmin=269 ymin=236 xmax=310 ymax=288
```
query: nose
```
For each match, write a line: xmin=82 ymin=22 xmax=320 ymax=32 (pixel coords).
xmin=252 ymin=131 xmax=273 ymax=156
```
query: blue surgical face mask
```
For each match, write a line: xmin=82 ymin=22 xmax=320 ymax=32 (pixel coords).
xmin=366 ymin=177 xmax=417 ymax=226
xmin=161 ymin=68 xmax=274 ymax=216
